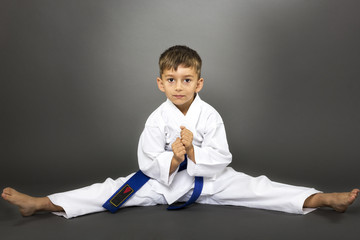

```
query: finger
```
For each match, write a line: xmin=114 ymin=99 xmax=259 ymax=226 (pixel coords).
xmin=180 ymin=129 xmax=186 ymax=135
xmin=173 ymin=141 xmax=185 ymax=150
xmin=181 ymin=131 xmax=191 ymax=139
xmin=181 ymin=132 xmax=192 ymax=142
xmin=181 ymin=131 xmax=190 ymax=140
xmin=174 ymin=143 xmax=185 ymax=150
xmin=180 ymin=136 xmax=189 ymax=143
xmin=181 ymin=128 xmax=192 ymax=135
xmin=180 ymin=150 xmax=186 ymax=157
xmin=175 ymin=148 xmax=186 ymax=158
xmin=178 ymin=148 xmax=186 ymax=155
xmin=180 ymin=127 xmax=189 ymax=133
xmin=181 ymin=140 xmax=191 ymax=148
xmin=172 ymin=138 xmax=182 ymax=146
xmin=177 ymin=144 xmax=186 ymax=152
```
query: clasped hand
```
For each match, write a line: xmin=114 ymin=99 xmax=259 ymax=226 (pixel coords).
xmin=171 ymin=126 xmax=194 ymax=163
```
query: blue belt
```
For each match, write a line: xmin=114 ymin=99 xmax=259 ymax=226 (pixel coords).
xmin=103 ymin=155 xmax=204 ymax=213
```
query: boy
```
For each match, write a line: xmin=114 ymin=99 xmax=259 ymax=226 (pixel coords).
xmin=2 ymin=45 xmax=359 ymax=218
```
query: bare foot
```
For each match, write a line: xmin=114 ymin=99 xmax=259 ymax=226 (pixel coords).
xmin=305 ymin=189 xmax=360 ymax=212
xmin=327 ymin=189 xmax=360 ymax=212
xmin=1 ymin=187 xmax=40 ymax=216
xmin=1 ymin=187 xmax=62 ymax=216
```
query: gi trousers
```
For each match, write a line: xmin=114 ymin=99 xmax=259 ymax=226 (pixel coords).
xmin=48 ymin=168 xmax=320 ymax=219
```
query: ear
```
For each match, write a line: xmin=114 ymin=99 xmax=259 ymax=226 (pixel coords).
xmin=195 ymin=78 xmax=204 ymax=93
xmin=157 ymin=77 xmax=165 ymax=92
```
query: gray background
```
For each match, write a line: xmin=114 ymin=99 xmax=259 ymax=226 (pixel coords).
xmin=2 ymin=0 xmax=359 ymax=191
xmin=1 ymin=1 xmax=360 ymax=239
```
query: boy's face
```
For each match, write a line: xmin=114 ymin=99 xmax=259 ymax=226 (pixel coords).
xmin=157 ymin=65 xmax=204 ymax=115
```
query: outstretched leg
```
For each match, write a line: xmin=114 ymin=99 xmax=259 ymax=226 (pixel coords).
xmin=1 ymin=187 xmax=63 ymax=216
xmin=2 ymin=176 xmax=167 ymax=219
xmin=304 ymin=189 xmax=359 ymax=212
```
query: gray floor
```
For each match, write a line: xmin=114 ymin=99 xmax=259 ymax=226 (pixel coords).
xmin=2 ymin=190 xmax=360 ymax=240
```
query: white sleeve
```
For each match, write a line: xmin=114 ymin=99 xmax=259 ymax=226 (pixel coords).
xmin=186 ymin=116 xmax=232 ymax=178
xmin=137 ymin=126 xmax=178 ymax=186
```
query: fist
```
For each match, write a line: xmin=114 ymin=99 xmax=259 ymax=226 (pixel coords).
xmin=171 ymin=137 xmax=186 ymax=163
xmin=180 ymin=126 xmax=193 ymax=151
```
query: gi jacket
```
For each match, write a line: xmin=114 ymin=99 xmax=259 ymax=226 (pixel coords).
xmin=137 ymin=95 xmax=232 ymax=204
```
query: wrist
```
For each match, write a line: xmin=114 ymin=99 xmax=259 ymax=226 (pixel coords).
xmin=173 ymin=155 xmax=183 ymax=165
xmin=170 ymin=156 xmax=182 ymax=175
xmin=186 ymin=144 xmax=194 ymax=153
xmin=186 ymin=146 xmax=196 ymax=163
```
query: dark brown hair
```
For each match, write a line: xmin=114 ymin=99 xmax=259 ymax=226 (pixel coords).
xmin=159 ymin=45 xmax=202 ymax=78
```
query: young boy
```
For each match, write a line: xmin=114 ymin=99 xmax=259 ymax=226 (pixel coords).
xmin=2 ymin=45 xmax=359 ymax=219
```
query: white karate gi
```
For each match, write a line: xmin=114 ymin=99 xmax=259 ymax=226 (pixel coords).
xmin=49 ymin=95 xmax=320 ymax=219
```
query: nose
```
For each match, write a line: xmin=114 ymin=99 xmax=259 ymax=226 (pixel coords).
xmin=175 ymin=80 xmax=182 ymax=91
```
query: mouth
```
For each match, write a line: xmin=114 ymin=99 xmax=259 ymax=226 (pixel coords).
xmin=173 ymin=95 xmax=185 ymax=99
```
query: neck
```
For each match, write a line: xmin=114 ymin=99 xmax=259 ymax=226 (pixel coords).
xmin=176 ymin=94 xmax=196 ymax=115
xmin=176 ymin=103 xmax=192 ymax=115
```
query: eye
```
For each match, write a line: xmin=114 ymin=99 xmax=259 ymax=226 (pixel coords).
xmin=184 ymin=79 xmax=191 ymax=83
xmin=167 ymin=78 xmax=175 ymax=83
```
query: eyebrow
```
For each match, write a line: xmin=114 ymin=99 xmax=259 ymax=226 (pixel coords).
xmin=164 ymin=74 xmax=195 ymax=78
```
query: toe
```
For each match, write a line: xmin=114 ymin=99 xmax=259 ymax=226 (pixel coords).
xmin=3 ymin=187 xmax=13 ymax=195
xmin=351 ymin=189 xmax=359 ymax=198
xmin=1 ymin=192 xmax=9 ymax=200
